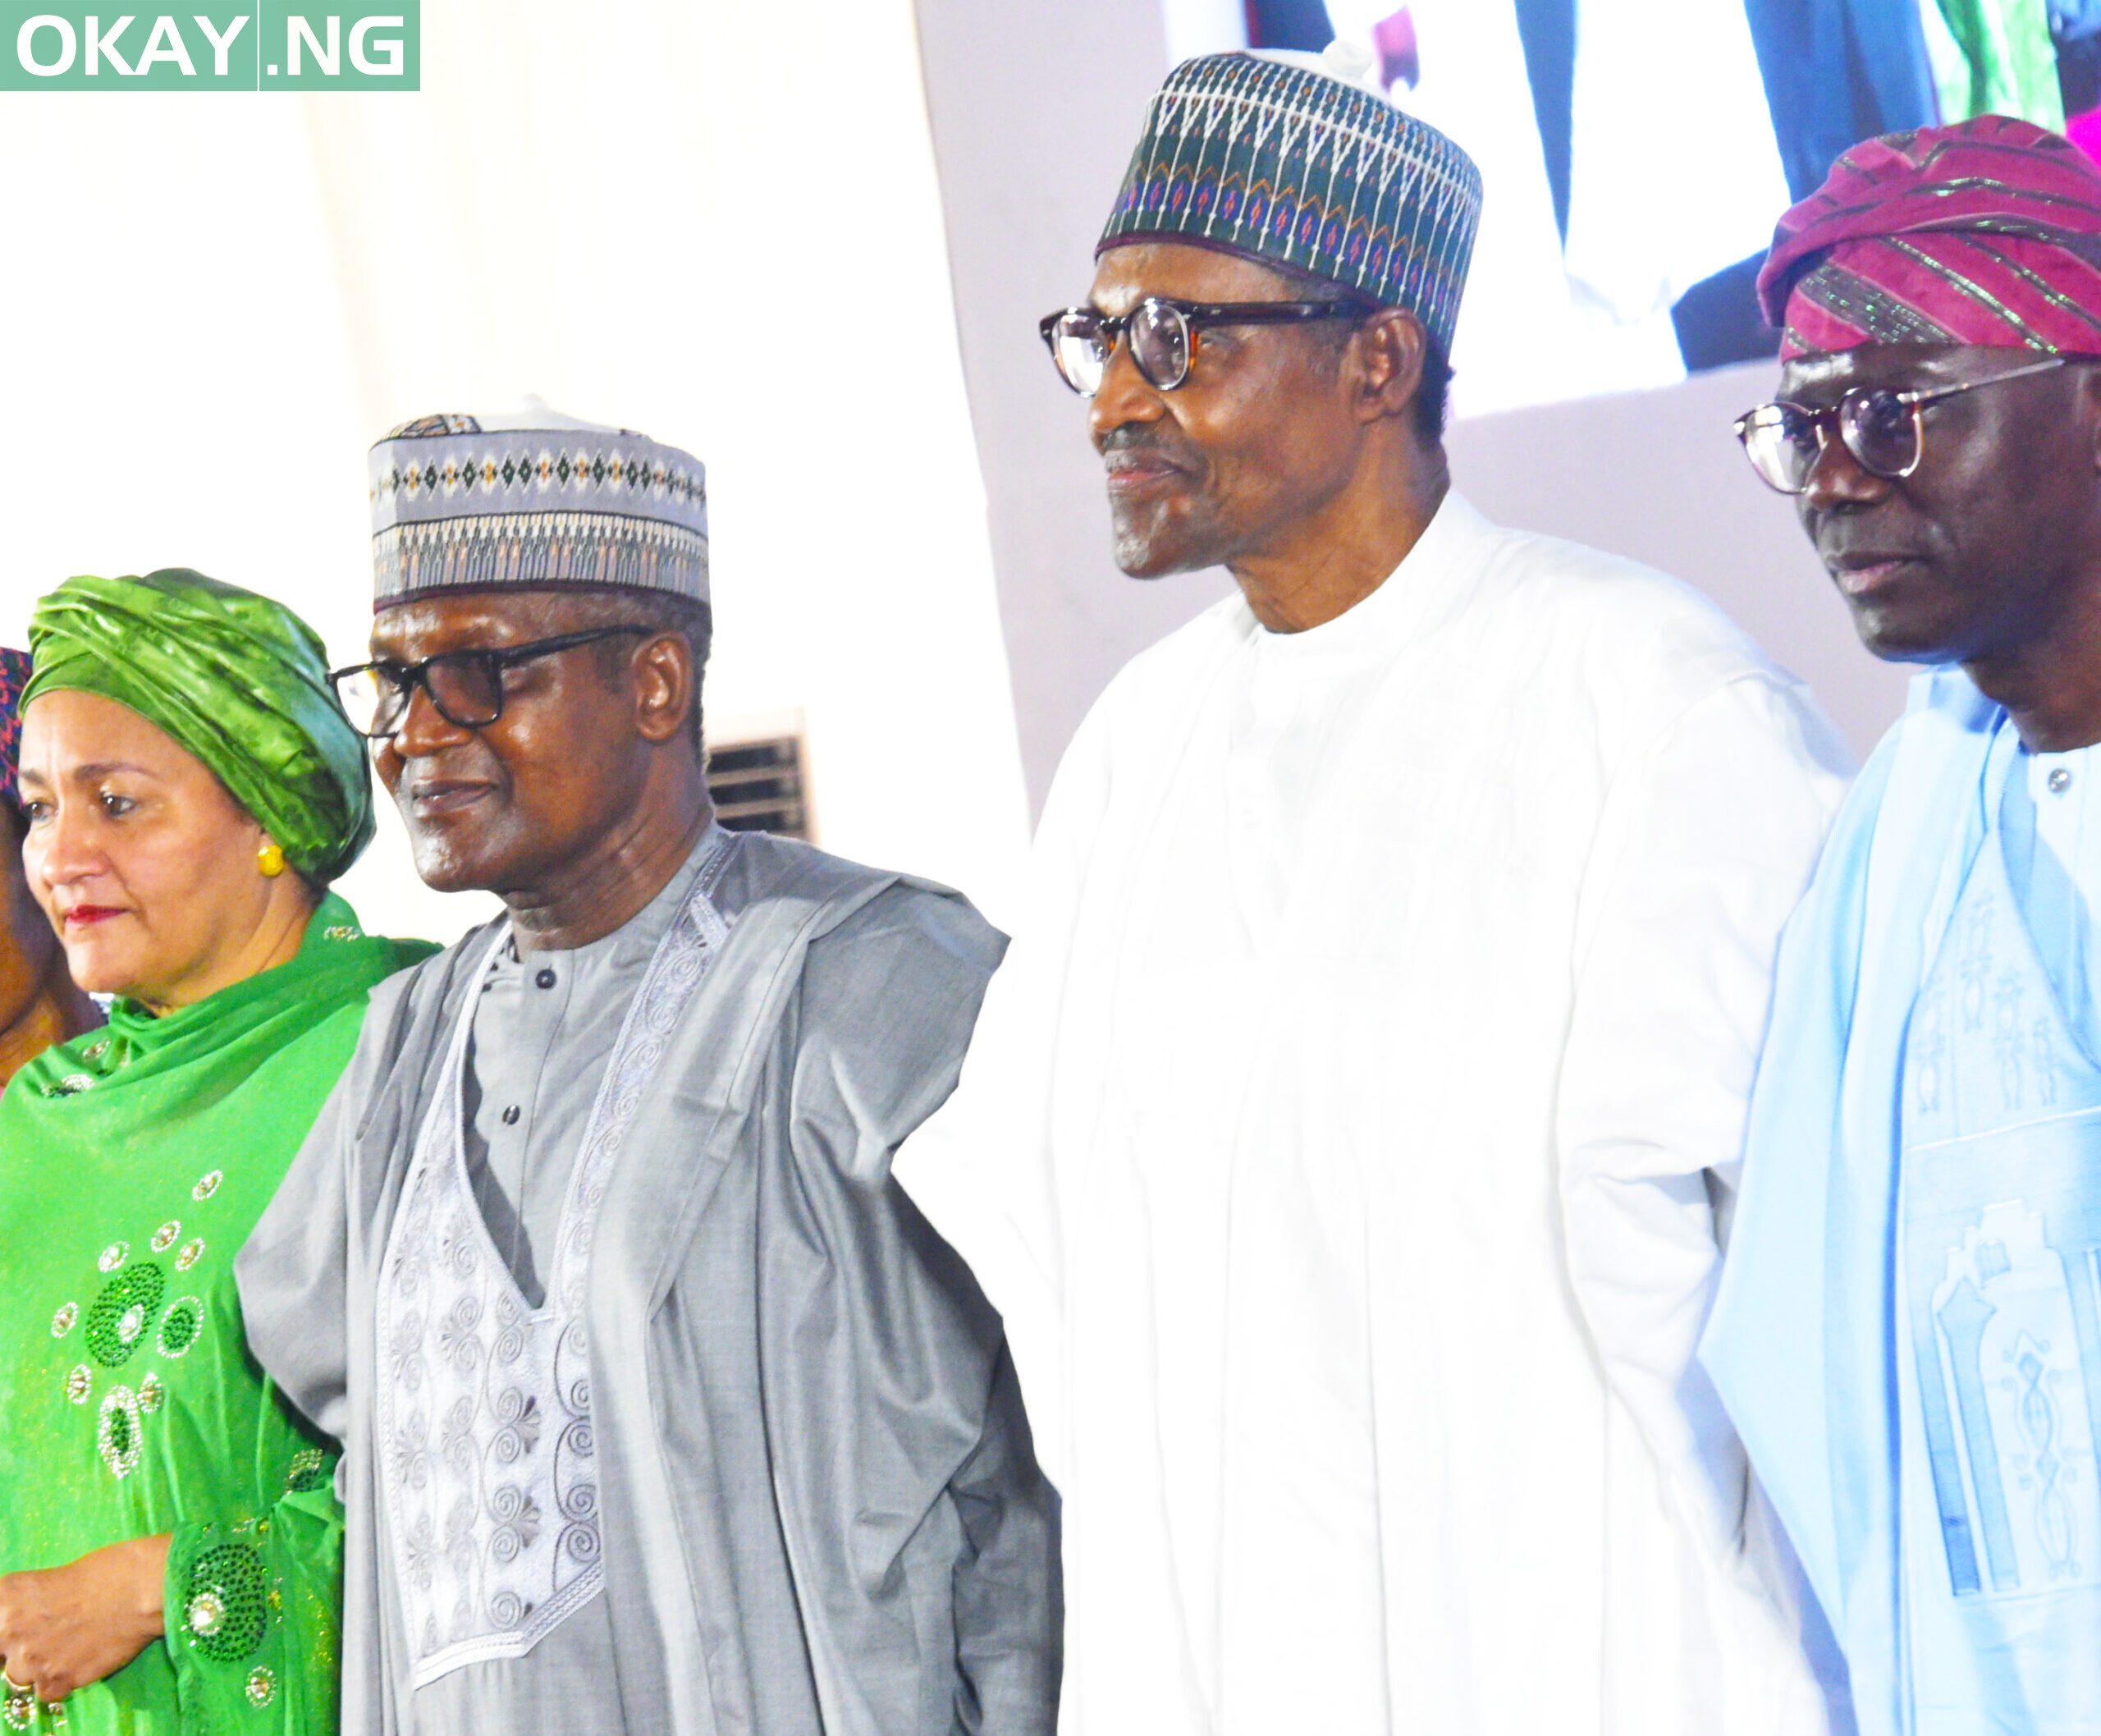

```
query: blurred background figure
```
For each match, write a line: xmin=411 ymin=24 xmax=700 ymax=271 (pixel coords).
xmin=0 ymin=647 xmax=98 ymax=1084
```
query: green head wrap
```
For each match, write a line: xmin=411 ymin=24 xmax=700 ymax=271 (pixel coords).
xmin=24 ymin=570 xmax=374 ymax=882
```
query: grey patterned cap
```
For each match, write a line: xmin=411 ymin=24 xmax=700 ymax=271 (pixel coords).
xmin=368 ymin=398 xmax=708 ymax=609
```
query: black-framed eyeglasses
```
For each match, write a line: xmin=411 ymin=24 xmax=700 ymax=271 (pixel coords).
xmin=328 ymin=625 xmax=652 ymax=739
xmin=1734 ymin=354 xmax=2071 ymax=495
xmin=1039 ymin=295 xmax=1375 ymax=396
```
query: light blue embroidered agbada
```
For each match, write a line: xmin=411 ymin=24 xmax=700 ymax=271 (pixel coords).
xmin=1704 ymin=668 xmax=2101 ymax=1736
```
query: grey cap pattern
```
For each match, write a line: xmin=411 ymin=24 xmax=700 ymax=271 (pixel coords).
xmin=368 ymin=402 xmax=708 ymax=609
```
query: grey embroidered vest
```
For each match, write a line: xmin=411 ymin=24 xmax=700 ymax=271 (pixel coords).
xmin=373 ymin=843 xmax=732 ymax=1684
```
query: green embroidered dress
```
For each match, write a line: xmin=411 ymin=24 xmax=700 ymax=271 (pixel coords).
xmin=0 ymin=896 xmax=432 ymax=1734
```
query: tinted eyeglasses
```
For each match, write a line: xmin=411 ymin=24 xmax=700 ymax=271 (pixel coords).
xmin=328 ymin=626 xmax=652 ymax=739
xmin=1734 ymin=354 xmax=2070 ymax=494
xmin=1039 ymin=295 xmax=1375 ymax=396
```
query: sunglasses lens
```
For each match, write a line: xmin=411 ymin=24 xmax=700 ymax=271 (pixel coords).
xmin=424 ymin=656 xmax=503 ymax=728
xmin=1738 ymin=405 xmax=1818 ymax=494
xmin=1050 ymin=312 xmax=1110 ymax=396
xmin=1840 ymin=390 xmax=1919 ymax=478
xmin=1129 ymin=300 xmax=1192 ymax=390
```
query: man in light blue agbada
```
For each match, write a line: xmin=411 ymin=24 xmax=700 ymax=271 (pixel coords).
xmin=1703 ymin=117 xmax=2101 ymax=1736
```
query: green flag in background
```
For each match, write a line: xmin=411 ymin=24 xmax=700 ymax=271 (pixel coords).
xmin=1929 ymin=0 xmax=2067 ymax=129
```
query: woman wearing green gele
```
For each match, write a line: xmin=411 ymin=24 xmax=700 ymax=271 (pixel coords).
xmin=0 ymin=570 xmax=434 ymax=1734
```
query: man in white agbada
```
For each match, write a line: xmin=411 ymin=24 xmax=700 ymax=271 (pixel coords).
xmin=899 ymin=44 xmax=1853 ymax=1734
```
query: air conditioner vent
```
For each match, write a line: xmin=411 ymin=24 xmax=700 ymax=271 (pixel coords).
xmin=706 ymin=734 xmax=811 ymax=841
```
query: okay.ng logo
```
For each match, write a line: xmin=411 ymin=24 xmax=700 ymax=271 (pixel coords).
xmin=1 ymin=5 xmax=419 ymax=89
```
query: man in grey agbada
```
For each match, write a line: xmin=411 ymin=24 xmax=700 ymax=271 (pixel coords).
xmin=237 ymin=404 xmax=1062 ymax=1734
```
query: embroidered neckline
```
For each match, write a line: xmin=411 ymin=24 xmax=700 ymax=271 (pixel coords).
xmin=373 ymin=827 xmax=738 ymax=1684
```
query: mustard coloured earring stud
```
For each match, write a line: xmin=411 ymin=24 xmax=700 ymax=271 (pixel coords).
xmin=257 ymin=842 xmax=287 ymax=878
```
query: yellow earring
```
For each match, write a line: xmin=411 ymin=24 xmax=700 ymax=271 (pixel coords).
xmin=257 ymin=842 xmax=286 ymax=878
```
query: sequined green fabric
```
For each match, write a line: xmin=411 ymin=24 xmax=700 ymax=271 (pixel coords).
xmin=0 ymin=897 xmax=434 ymax=1734
xmin=24 ymin=570 xmax=373 ymax=881
xmin=180 ymin=1545 xmax=269 ymax=1664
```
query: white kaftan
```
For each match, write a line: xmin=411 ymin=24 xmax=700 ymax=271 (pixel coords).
xmin=900 ymin=492 xmax=1854 ymax=1735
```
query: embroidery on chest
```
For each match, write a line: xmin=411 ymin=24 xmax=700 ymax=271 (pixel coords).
xmin=374 ymin=841 xmax=731 ymax=1684
xmin=46 ymin=1171 xmax=223 ymax=1477
xmin=1901 ymin=821 xmax=2101 ymax=1607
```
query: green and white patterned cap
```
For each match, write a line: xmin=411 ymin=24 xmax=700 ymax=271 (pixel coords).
xmin=1097 ymin=44 xmax=1484 ymax=350
xmin=368 ymin=398 xmax=708 ymax=609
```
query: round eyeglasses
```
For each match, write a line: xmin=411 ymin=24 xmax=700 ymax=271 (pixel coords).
xmin=1734 ymin=354 xmax=2070 ymax=494
xmin=1038 ymin=295 xmax=1375 ymax=396
xmin=328 ymin=626 xmax=652 ymax=740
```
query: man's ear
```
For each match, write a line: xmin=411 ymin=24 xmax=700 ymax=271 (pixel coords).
xmin=2083 ymin=361 xmax=2101 ymax=476
xmin=632 ymin=632 xmax=697 ymax=746
xmin=1353 ymin=308 xmax=1428 ymax=425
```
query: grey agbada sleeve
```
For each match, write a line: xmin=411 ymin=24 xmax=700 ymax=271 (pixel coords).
xmin=237 ymin=1070 xmax=357 ymax=1446
xmin=777 ymin=886 xmax=1064 ymax=1732
xmin=946 ymin=1340 xmax=1065 ymax=1729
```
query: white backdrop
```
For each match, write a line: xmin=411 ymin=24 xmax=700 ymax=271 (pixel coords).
xmin=0 ymin=0 xmax=1032 ymax=945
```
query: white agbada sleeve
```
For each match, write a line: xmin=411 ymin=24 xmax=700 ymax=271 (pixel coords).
xmin=1556 ymin=671 xmax=1850 ymax=1590
xmin=896 ymin=666 xmax=1133 ymax=1490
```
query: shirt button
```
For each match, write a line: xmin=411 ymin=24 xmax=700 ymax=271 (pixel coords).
xmin=2050 ymin=767 xmax=2074 ymax=795
xmin=535 ymin=968 xmax=556 ymax=989
xmin=501 ymin=1104 xmax=520 ymax=1125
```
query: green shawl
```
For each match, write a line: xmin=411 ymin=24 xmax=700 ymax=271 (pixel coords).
xmin=0 ymin=895 xmax=433 ymax=1734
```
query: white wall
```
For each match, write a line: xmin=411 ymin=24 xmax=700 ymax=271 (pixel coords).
xmin=914 ymin=0 xmax=1230 ymax=815
xmin=0 ymin=89 xmax=442 ymax=927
